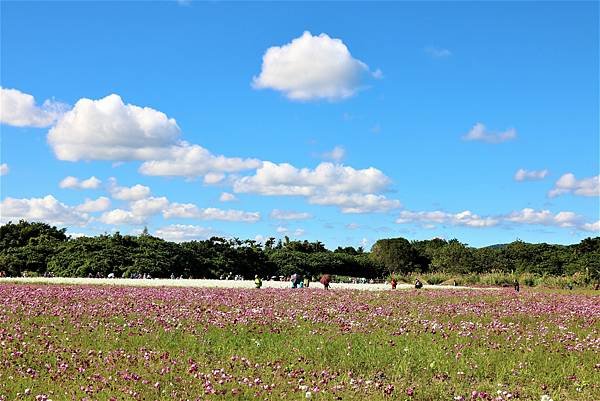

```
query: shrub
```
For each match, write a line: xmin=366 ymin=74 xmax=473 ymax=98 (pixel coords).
xmin=422 ymin=273 xmax=451 ymax=285
xmin=519 ymin=273 xmax=539 ymax=287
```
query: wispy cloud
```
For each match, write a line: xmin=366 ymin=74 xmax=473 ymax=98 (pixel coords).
xmin=514 ymin=168 xmax=549 ymax=182
xmin=321 ymin=145 xmax=346 ymax=162
xmin=462 ymin=123 xmax=517 ymax=144
xmin=395 ymin=207 xmax=596 ymax=232
xmin=424 ymin=46 xmax=452 ymax=58
xmin=270 ymin=209 xmax=312 ymax=220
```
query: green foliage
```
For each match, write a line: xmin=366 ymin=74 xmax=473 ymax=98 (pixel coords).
xmin=0 ymin=220 xmax=68 ymax=276
xmin=420 ymin=272 xmax=452 ymax=285
xmin=431 ymin=239 xmax=475 ymax=274
xmin=370 ymin=237 xmax=421 ymax=275
xmin=0 ymin=220 xmax=67 ymax=248
xmin=1 ymin=221 xmax=599 ymax=284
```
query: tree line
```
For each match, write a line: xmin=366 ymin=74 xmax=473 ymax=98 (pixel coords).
xmin=1 ymin=220 xmax=599 ymax=281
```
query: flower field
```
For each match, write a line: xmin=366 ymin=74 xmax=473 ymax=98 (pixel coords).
xmin=1 ymin=285 xmax=598 ymax=401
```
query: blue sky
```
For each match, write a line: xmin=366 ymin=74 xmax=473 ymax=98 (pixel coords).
xmin=1 ymin=1 xmax=598 ymax=248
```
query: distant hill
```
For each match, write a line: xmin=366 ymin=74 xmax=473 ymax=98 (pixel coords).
xmin=482 ymin=243 xmax=510 ymax=249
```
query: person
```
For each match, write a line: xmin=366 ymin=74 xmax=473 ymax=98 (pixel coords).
xmin=320 ymin=274 xmax=331 ymax=290
xmin=254 ymin=275 xmax=262 ymax=289
xmin=303 ymin=277 xmax=310 ymax=288
xmin=390 ymin=277 xmax=397 ymax=290
xmin=513 ymin=279 xmax=520 ymax=292
xmin=453 ymin=280 xmax=457 ymax=286
xmin=414 ymin=278 xmax=423 ymax=289
xmin=291 ymin=273 xmax=298 ymax=288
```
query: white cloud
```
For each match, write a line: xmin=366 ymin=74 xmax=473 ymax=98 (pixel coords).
xmin=233 ymin=161 xmax=390 ymax=196
xmin=108 ymin=179 xmax=151 ymax=201
xmin=40 ymin=93 xmax=261 ymax=181
xmin=424 ymin=46 xmax=452 ymax=58
xmin=504 ymin=208 xmax=580 ymax=228
xmin=98 ymin=196 xmax=174 ymax=226
xmin=94 ymin=195 xmax=168 ymax=225
xmin=582 ymin=220 xmax=600 ymax=233
xmin=59 ymin=176 xmax=102 ymax=189
xmin=0 ymin=195 xmax=89 ymax=226
xmin=396 ymin=210 xmax=499 ymax=227
xmin=396 ymin=206 xmax=596 ymax=232
xmin=254 ymin=234 xmax=267 ymax=244
xmin=462 ymin=123 xmax=517 ymax=143
xmin=47 ymin=94 xmax=180 ymax=161
xmin=322 ymin=145 xmax=346 ymax=162
xmin=129 ymin=196 xmax=170 ymax=216
xmin=0 ymin=163 xmax=8 ymax=176
xmin=276 ymin=226 xmax=305 ymax=236
xmin=514 ymin=168 xmax=548 ymax=182
xmin=139 ymin=143 xmax=261 ymax=179
xmin=233 ymin=161 xmax=399 ymax=214
xmin=68 ymin=232 xmax=88 ymax=239
xmin=98 ymin=209 xmax=146 ymax=225
xmin=75 ymin=197 xmax=111 ymax=213
xmin=155 ymin=224 xmax=215 ymax=242
xmin=548 ymin=173 xmax=599 ymax=198
xmin=252 ymin=31 xmax=375 ymax=101
xmin=0 ymin=87 xmax=68 ymax=128
xmin=270 ymin=209 xmax=312 ymax=220
xmin=219 ymin=192 xmax=237 ymax=202
xmin=164 ymin=202 xmax=260 ymax=222
xmin=372 ymin=69 xmax=384 ymax=79
xmin=310 ymin=193 xmax=401 ymax=214
xmin=204 ymin=173 xmax=225 ymax=184
xmin=94 ymin=187 xmax=260 ymax=225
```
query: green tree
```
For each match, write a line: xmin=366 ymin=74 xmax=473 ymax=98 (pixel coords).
xmin=370 ymin=237 xmax=420 ymax=275
xmin=431 ymin=239 xmax=474 ymax=274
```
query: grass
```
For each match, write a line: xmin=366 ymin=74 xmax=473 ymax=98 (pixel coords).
xmin=0 ymin=284 xmax=598 ymax=400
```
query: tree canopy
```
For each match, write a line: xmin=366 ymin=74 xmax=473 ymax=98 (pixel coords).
xmin=0 ymin=220 xmax=598 ymax=281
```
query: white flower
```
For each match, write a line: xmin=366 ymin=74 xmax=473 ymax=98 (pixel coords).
xmin=541 ymin=395 xmax=553 ymax=401
xmin=305 ymin=391 xmax=312 ymax=398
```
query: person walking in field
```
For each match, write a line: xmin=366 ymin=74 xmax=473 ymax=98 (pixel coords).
xmin=414 ymin=278 xmax=423 ymax=289
xmin=255 ymin=275 xmax=262 ymax=289
xmin=390 ymin=277 xmax=397 ymax=290
xmin=303 ymin=276 xmax=310 ymax=288
xmin=320 ymin=274 xmax=331 ymax=290
xmin=513 ymin=279 xmax=520 ymax=292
